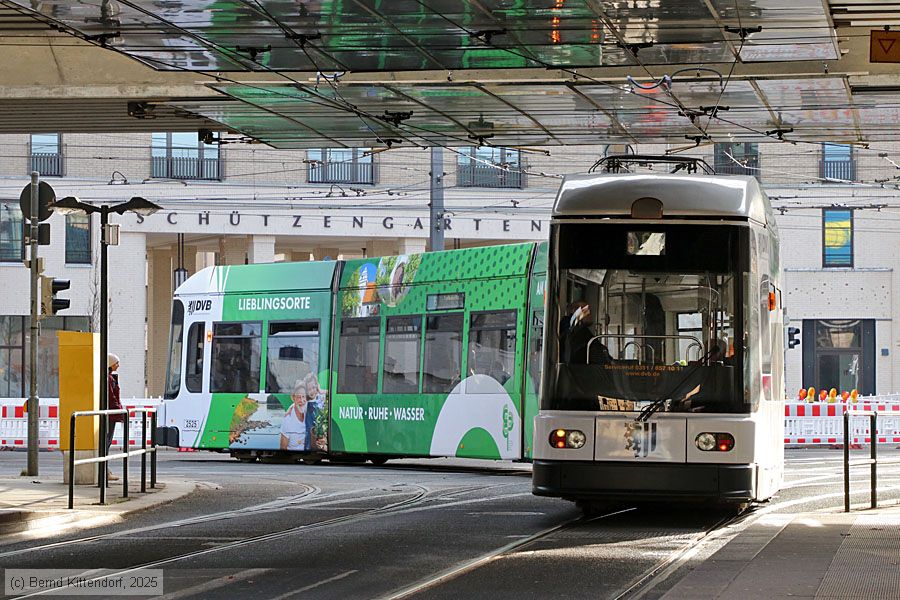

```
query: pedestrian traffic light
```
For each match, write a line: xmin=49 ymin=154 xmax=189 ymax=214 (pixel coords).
xmin=787 ymin=326 xmax=800 ymax=349
xmin=40 ymin=276 xmax=70 ymax=316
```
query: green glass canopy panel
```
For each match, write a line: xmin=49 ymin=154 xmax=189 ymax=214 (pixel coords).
xmin=11 ymin=0 xmax=837 ymax=72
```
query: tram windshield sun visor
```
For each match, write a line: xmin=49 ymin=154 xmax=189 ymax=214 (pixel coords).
xmin=546 ymin=224 xmax=748 ymax=414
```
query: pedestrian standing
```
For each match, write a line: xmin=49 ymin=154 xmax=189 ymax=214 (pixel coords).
xmin=106 ymin=353 xmax=125 ymax=482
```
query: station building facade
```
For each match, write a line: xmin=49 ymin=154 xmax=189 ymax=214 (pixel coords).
xmin=0 ymin=134 xmax=897 ymax=401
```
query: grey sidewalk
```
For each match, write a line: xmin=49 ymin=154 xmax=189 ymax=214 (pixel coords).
xmin=662 ymin=506 xmax=900 ymax=599
xmin=0 ymin=474 xmax=195 ymax=536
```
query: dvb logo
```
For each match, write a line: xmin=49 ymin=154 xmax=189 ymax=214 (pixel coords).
xmin=624 ymin=421 xmax=658 ymax=458
xmin=187 ymin=299 xmax=212 ymax=315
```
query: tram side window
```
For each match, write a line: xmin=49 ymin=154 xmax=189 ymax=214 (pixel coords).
xmin=423 ymin=313 xmax=463 ymax=393
xmin=184 ymin=322 xmax=205 ymax=393
xmin=210 ymin=322 xmax=262 ymax=393
xmin=266 ymin=321 xmax=319 ymax=393
xmin=383 ymin=316 xmax=421 ymax=394
xmin=468 ymin=310 xmax=517 ymax=390
xmin=164 ymin=301 xmax=185 ymax=399
xmin=338 ymin=318 xmax=380 ymax=394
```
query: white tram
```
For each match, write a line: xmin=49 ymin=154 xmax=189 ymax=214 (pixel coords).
xmin=533 ymin=164 xmax=785 ymax=507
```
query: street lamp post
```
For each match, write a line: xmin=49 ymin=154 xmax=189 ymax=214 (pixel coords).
xmin=51 ymin=196 xmax=161 ymax=498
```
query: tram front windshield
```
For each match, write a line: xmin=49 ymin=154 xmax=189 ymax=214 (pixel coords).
xmin=545 ymin=223 xmax=748 ymax=414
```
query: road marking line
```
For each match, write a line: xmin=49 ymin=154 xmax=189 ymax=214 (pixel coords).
xmin=267 ymin=570 xmax=358 ymax=600
xmin=157 ymin=568 xmax=271 ymax=599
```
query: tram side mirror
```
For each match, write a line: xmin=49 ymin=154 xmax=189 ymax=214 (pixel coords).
xmin=787 ymin=327 xmax=800 ymax=349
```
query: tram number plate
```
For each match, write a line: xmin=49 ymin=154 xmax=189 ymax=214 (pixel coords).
xmin=183 ymin=419 xmax=200 ymax=431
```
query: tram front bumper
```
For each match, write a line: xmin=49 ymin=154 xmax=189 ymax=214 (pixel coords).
xmin=532 ymin=460 xmax=755 ymax=501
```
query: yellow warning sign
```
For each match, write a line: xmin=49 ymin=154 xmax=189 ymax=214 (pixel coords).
xmin=871 ymin=30 xmax=900 ymax=63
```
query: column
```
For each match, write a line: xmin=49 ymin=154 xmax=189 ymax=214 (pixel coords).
xmin=249 ymin=235 xmax=276 ymax=264
xmin=218 ymin=236 xmax=248 ymax=265
xmin=366 ymin=240 xmax=397 ymax=258
xmin=398 ymin=238 xmax=427 ymax=255
xmin=146 ymin=246 xmax=173 ymax=397
xmin=313 ymin=247 xmax=339 ymax=261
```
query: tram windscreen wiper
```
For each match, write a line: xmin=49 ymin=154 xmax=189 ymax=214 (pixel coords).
xmin=635 ymin=349 xmax=716 ymax=422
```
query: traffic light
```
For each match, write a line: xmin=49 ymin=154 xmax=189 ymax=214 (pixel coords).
xmin=40 ymin=276 xmax=70 ymax=316
xmin=787 ymin=326 xmax=800 ymax=349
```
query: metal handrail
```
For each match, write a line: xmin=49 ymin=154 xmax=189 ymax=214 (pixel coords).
xmin=587 ymin=333 xmax=702 ymax=364
xmin=68 ymin=408 xmax=157 ymax=509
xmin=841 ymin=409 xmax=900 ymax=512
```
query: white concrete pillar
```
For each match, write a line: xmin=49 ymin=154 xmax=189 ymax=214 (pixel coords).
xmin=249 ymin=235 xmax=276 ymax=264
xmin=365 ymin=240 xmax=397 ymax=258
xmin=398 ymin=238 xmax=427 ymax=255
xmin=146 ymin=246 xmax=173 ymax=397
xmin=219 ymin=236 xmax=248 ymax=265
xmin=313 ymin=247 xmax=339 ymax=261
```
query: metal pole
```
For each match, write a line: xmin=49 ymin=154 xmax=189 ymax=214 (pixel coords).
xmin=141 ymin=412 xmax=147 ymax=494
xmin=27 ymin=172 xmax=40 ymax=476
xmin=68 ymin=414 xmax=76 ymax=509
xmin=98 ymin=207 xmax=109 ymax=491
xmin=429 ymin=147 xmax=444 ymax=251
xmin=150 ymin=410 xmax=157 ymax=489
xmin=123 ymin=410 xmax=129 ymax=498
xmin=843 ymin=411 xmax=850 ymax=513
xmin=870 ymin=413 xmax=877 ymax=509
xmin=99 ymin=415 xmax=106 ymax=505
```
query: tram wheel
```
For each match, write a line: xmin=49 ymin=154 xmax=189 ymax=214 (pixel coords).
xmin=369 ymin=457 xmax=389 ymax=466
xmin=301 ymin=457 xmax=322 ymax=465
xmin=232 ymin=452 xmax=257 ymax=463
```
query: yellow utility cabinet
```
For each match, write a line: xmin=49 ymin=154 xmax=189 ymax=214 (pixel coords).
xmin=58 ymin=331 xmax=100 ymax=484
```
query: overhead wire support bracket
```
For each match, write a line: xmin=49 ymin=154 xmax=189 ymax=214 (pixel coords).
xmin=685 ymin=134 xmax=711 ymax=146
xmin=235 ymin=45 xmax=272 ymax=61
xmin=380 ymin=111 xmax=413 ymax=126
xmin=287 ymin=32 xmax=322 ymax=47
xmin=617 ymin=41 xmax=654 ymax=56
xmin=765 ymin=127 xmax=794 ymax=140
xmin=470 ymin=29 xmax=507 ymax=44
xmin=83 ymin=32 xmax=120 ymax=47
xmin=723 ymin=25 xmax=762 ymax=40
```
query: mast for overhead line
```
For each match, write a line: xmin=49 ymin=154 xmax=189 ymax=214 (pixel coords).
xmin=429 ymin=147 xmax=445 ymax=251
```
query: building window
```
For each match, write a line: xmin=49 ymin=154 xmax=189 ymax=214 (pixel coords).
xmin=65 ymin=214 xmax=91 ymax=264
xmin=151 ymin=132 xmax=221 ymax=180
xmin=802 ymin=319 xmax=875 ymax=395
xmin=0 ymin=202 xmax=24 ymax=263
xmin=820 ymin=143 xmax=854 ymax=181
xmin=30 ymin=133 xmax=62 ymax=176
xmin=0 ymin=315 xmax=90 ymax=399
xmin=457 ymin=147 xmax=524 ymax=188
xmin=713 ymin=142 xmax=759 ymax=176
xmin=307 ymin=149 xmax=374 ymax=184
xmin=823 ymin=208 xmax=853 ymax=268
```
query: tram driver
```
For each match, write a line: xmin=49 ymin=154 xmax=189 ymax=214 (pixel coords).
xmin=561 ymin=301 xmax=611 ymax=365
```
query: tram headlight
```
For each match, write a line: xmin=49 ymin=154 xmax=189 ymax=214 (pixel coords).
xmin=549 ymin=429 xmax=586 ymax=449
xmin=566 ymin=430 xmax=586 ymax=449
xmin=695 ymin=432 xmax=735 ymax=452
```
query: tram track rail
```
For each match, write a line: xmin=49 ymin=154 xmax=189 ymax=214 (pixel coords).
xmin=8 ymin=480 xmax=531 ymax=598
xmin=383 ymin=506 xmax=639 ymax=600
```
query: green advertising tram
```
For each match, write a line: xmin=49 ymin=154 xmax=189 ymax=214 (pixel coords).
xmin=157 ymin=242 xmax=548 ymax=463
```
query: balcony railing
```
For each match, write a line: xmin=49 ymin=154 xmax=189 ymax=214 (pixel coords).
xmin=308 ymin=162 xmax=374 ymax=184
xmin=820 ymin=159 xmax=855 ymax=181
xmin=30 ymin=153 xmax=62 ymax=176
xmin=714 ymin=158 xmax=759 ymax=177
xmin=151 ymin=156 xmax=221 ymax=180
xmin=457 ymin=164 xmax=525 ymax=188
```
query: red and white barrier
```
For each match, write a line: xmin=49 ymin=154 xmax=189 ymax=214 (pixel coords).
xmin=785 ymin=399 xmax=900 ymax=446
xmin=0 ymin=398 xmax=159 ymax=449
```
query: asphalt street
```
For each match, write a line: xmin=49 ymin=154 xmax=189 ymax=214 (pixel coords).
xmin=0 ymin=447 xmax=898 ymax=599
